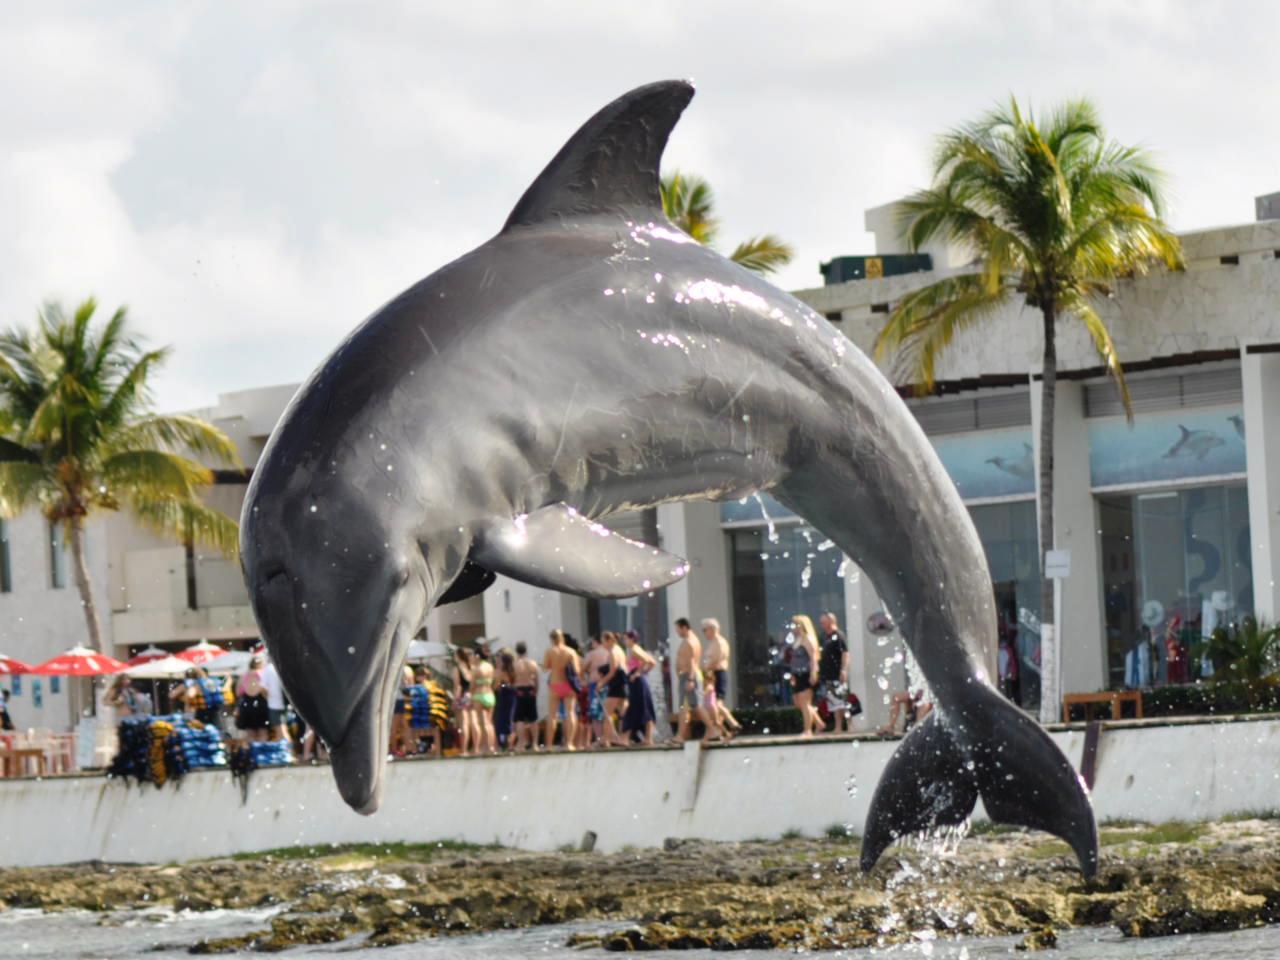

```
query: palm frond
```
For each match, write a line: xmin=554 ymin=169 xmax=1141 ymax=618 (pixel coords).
xmin=0 ymin=461 xmax=51 ymax=518
xmin=728 ymin=234 xmax=795 ymax=275
xmin=101 ymin=450 xmax=213 ymax=499
xmin=660 ymin=171 xmax=719 ymax=245
xmin=1065 ymin=294 xmax=1133 ymax=422
xmin=129 ymin=495 xmax=240 ymax=558
xmin=875 ymin=273 xmax=1014 ymax=390
xmin=108 ymin=414 xmax=242 ymax=466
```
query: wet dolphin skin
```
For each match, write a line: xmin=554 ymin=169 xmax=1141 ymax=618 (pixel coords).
xmin=240 ymin=80 xmax=1098 ymax=875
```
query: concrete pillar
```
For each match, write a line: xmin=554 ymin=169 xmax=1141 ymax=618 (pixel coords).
xmin=842 ymin=561 xmax=894 ymax=730
xmin=1242 ymin=350 xmax=1280 ymax=622
xmin=657 ymin=501 xmax=732 ymax=700
xmin=1030 ymin=378 xmax=1107 ymax=697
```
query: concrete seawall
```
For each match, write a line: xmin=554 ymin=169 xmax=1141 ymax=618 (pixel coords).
xmin=1 ymin=716 xmax=1277 ymax=868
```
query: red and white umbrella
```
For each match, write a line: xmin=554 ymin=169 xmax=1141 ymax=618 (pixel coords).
xmin=126 ymin=645 xmax=169 ymax=667
xmin=0 ymin=653 xmax=33 ymax=675
xmin=177 ymin=640 xmax=226 ymax=665
xmin=30 ymin=645 xmax=128 ymax=676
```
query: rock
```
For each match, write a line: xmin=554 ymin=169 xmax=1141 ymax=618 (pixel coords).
xmin=1016 ymin=926 xmax=1058 ymax=950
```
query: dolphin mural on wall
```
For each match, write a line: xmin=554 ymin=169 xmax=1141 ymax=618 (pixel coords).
xmin=1163 ymin=425 xmax=1226 ymax=461
xmin=986 ymin=442 xmax=1035 ymax=481
xmin=240 ymin=80 xmax=1098 ymax=877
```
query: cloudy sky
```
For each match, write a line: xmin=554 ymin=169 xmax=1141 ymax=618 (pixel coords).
xmin=2 ymin=1 xmax=1276 ymax=410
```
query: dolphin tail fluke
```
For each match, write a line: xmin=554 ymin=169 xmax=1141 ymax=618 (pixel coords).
xmin=861 ymin=685 xmax=1098 ymax=878
xmin=860 ymin=712 xmax=978 ymax=872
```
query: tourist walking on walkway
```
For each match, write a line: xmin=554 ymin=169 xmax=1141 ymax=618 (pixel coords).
xmin=512 ymin=641 xmax=540 ymax=752
xmin=471 ymin=643 xmax=497 ymax=755
xmin=789 ymin=615 xmax=822 ymax=737
xmin=621 ymin=630 xmax=658 ymax=745
xmin=235 ymin=653 xmax=271 ymax=742
xmin=672 ymin=617 xmax=717 ymax=744
xmin=818 ymin=611 xmax=853 ymax=733
xmin=700 ymin=618 xmax=741 ymax=738
xmin=543 ymin=629 xmax=581 ymax=750
xmin=580 ymin=636 xmax=608 ymax=748
xmin=453 ymin=647 xmax=477 ymax=755
xmin=600 ymin=631 xmax=628 ymax=746
xmin=494 ymin=649 xmax=518 ymax=751
xmin=260 ymin=657 xmax=290 ymax=745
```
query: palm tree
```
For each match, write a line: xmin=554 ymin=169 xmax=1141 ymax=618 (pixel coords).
xmin=660 ymin=171 xmax=795 ymax=276
xmin=873 ymin=98 xmax=1183 ymax=722
xmin=0 ymin=298 xmax=242 ymax=652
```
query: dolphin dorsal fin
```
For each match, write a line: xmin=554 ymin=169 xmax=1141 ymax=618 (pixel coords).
xmin=502 ymin=80 xmax=694 ymax=231
xmin=1177 ymin=425 xmax=1191 ymax=438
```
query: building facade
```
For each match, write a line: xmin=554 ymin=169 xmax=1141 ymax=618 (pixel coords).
xmin=2 ymin=201 xmax=1279 ymax=732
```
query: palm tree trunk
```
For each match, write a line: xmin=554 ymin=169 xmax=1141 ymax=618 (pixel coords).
xmin=1037 ymin=302 xmax=1058 ymax=724
xmin=67 ymin=516 xmax=104 ymax=652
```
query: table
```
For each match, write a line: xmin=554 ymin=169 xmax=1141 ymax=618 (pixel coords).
xmin=1061 ymin=690 xmax=1144 ymax=723
xmin=0 ymin=746 xmax=47 ymax=778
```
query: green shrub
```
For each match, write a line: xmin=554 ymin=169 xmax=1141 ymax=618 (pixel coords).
xmin=1142 ymin=680 xmax=1280 ymax=717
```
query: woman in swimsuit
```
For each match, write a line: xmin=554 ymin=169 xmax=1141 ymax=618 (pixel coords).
xmin=542 ymin=628 xmax=581 ymax=750
xmin=453 ymin=647 xmax=477 ymax=755
xmin=600 ymin=632 xmax=629 ymax=746
xmin=789 ymin=615 xmax=822 ymax=737
xmin=621 ymin=631 xmax=658 ymax=746
xmin=470 ymin=643 xmax=497 ymax=756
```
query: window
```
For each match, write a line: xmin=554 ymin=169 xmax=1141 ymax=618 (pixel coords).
xmin=729 ymin=524 xmax=846 ymax=708
xmin=0 ymin=519 xmax=10 ymax=592
xmin=1099 ymin=483 xmax=1252 ymax=689
xmin=49 ymin=522 xmax=67 ymax=589
xmin=969 ymin=501 xmax=1042 ymax=712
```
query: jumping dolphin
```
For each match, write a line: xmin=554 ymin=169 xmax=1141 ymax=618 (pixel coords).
xmin=1163 ymin=425 xmax=1224 ymax=461
xmin=986 ymin=442 xmax=1034 ymax=481
xmin=240 ymin=80 xmax=1098 ymax=876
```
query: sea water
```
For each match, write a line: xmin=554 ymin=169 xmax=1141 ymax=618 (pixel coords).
xmin=5 ymin=907 xmax=1279 ymax=959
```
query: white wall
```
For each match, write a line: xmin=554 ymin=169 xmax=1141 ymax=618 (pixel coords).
xmin=0 ymin=513 xmax=112 ymax=732
xmin=1242 ymin=350 xmax=1280 ymax=622
xmin=3 ymin=716 xmax=1278 ymax=868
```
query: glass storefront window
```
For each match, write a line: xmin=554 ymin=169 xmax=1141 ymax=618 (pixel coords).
xmin=1099 ymin=483 xmax=1252 ymax=689
xmin=969 ymin=500 xmax=1042 ymax=712
xmin=729 ymin=524 xmax=845 ymax=708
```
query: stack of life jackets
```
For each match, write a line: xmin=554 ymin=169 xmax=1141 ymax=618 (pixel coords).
xmin=408 ymin=681 xmax=449 ymax=730
xmin=108 ymin=714 xmax=227 ymax=788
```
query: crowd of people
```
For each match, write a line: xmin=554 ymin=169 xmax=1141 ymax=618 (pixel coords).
xmin=98 ymin=609 xmax=920 ymax=764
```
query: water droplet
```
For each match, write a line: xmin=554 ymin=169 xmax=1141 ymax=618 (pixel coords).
xmin=347 ymin=646 xmax=356 ymax=655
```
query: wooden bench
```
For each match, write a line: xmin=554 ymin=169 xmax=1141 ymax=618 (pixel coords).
xmin=1061 ymin=690 xmax=1143 ymax=723
xmin=0 ymin=746 xmax=47 ymax=778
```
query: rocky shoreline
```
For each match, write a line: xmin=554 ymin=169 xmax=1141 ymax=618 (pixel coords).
xmin=2 ymin=819 xmax=1278 ymax=952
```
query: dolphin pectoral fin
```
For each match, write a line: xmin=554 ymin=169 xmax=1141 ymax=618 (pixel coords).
xmin=860 ymin=713 xmax=978 ymax=873
xmin=473 ymin=503 xmax=689 ymax=599
xmin=435 ymin=560 xmax=496 ymax=606
xmin=963 ymin=684 xmax=1100 ymax=878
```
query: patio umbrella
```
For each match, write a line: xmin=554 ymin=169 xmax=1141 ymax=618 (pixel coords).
xmin=125 ymin=655 xmax=193 ymax=680
xmin=201 ymin=650 xmax=254 ymax=676
xmin=126 ymin=645 xmax=169 ymax=667
xmin=0 ymin=653 xmax=33 ymax=675
xmin=177 ymin=640 xmax=226 ymax=665
xmin=30 ymin=646 xmax=127 ymax=676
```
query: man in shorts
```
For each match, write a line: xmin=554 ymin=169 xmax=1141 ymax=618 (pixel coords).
xmin=511 ymin=641 xmax=540 ymax=751
xmin=673 ymin=618 xmax=717 ymax=743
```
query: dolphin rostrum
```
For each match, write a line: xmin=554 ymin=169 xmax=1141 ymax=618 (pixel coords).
xmin=240 ymin=80 xmax=1098 ymax=876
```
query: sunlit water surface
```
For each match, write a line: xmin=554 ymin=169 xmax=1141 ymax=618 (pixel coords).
xmin=6 ymin=907 xmax=1280 ymax=959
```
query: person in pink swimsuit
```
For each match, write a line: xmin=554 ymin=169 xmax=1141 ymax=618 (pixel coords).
xmin=542 ymin=629 xmax=581 ymax=750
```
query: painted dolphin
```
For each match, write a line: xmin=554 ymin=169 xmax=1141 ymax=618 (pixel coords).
xmin=240 ymin=80 xmax=1098 ymax=876
xmin=1163 ymin=425 xmax=1224 ymax=461
xmin=986 ymin=442 xmax=1034 ymax=481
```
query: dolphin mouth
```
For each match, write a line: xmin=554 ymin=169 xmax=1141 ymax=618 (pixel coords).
xmin=328 ymin=627 xmax=406 ymax=815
